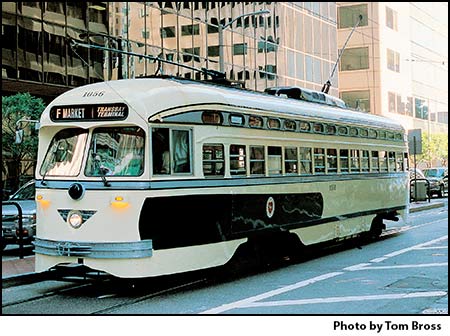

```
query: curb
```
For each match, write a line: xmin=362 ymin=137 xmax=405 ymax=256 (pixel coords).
xmin=409 ymin=202 xmax=445 ymax=213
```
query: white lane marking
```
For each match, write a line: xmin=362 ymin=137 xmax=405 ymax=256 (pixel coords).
xmin=200 ymin=233 xmax=448 ymax=314
xmin=343 ymin=263 xmax=371 ymax=271
xmin=240 ymin=291 xmax=448 ymax=308
xmin=199 ymin=272 xmax=343 ymax=314
xmin=369 ymin=235 xmax=448 ymax=263
xmin=415 ymin=246 xmax=448 ymax=250
xmin=348 ymin=262 xmax=447 ymax=271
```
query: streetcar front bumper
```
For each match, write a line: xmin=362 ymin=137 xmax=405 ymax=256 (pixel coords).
xmin=33 ymin=238 xmax=152 ymax=259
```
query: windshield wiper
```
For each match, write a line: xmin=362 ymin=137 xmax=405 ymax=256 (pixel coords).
xmin=40 ymin=163 xmax=54 ymax=186
xmin=94 ymin=154 xmax=111 ymax=187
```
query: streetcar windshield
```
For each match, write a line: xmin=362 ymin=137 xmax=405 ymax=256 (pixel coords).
xmin=40 ymin=128 xmax=88 ymax=176
xmin=85 ymin=126 xmax=145 ymax=177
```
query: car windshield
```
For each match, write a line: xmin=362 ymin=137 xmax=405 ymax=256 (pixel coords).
xmin=85 ymin=126 xmax=145 ymax=176
xmin=10 ymin=182 xmax=35 ymax=200
xmin=423 ymin=169 xmax=445 ymax=178
xmin=40 ymin=128 xmax=88 ymax=176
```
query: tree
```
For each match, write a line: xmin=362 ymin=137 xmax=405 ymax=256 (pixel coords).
xmin=2 ymin=93 xmax=46 ymax=192
xmin=418 ymin=132 xmax=448 ymax=168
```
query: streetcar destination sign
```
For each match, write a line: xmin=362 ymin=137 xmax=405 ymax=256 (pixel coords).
xmin=50 ymin=103 xmax=128 ymax=121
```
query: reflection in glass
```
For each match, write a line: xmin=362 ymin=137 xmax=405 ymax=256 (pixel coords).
xmin=40 ymin=128 xmax=88 ymax=176
xmin=86 ymin=127 xmax=145 ymax=176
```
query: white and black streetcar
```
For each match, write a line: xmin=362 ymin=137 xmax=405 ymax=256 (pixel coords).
xmin=33 ymin=76 xmax=409 ymax=278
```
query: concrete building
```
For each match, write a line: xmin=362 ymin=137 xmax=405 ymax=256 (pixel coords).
xmin=336 ymin=2 xmax=448 ymax=138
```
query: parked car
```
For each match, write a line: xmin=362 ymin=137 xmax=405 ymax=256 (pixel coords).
xmin=422 ymin=167 xmax=448 ymax=198
xmin=1 ymin=180 xmax=36 ymax=250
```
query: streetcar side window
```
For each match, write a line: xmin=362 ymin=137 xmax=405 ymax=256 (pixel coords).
xmin=152 ymin=128 xmax=170 ymax=174
xmin=326 ymin=148 xmax=338 ymax=174
xmin=284 ymin=147 xmax=298 ymax=174
xmin=152 ymin=128 xmax=192 ymax=175
xmin=172 ymin=130 xmax=191 ymax=173
xmin=379 ymin=151 xmax=388 ymax=172
xmin=250 ymin=145 xmax=265 ymax=175
xmin=203 ymin=144 xmax=224 ymax=176
xmin=350 ymin=149 xmax=360 ymax=173
xmin=313 ymin=148 xmax=325 ymax=174
xmin=395 ymin=152 xmax=404 ymax=172
xmin=340 ymin=149 xmax=349 ymax=174
xmin=371 ymin=151 xmax=379 ymax=172
xmin=388 ymin=151 xmax=396 ymax=172
xmin=299 ymin=147 xmax=312 ymax=175
xmin=268 ymin=146 xmax=282 ymax=175
xmin=361 ymin=150 xmax=370 ymax=172
xmin=230 ymin=144 xmax=246 ymax=175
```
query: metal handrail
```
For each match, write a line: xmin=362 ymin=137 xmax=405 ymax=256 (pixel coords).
xmin=2 ymin=201 xmax=24 ymax=259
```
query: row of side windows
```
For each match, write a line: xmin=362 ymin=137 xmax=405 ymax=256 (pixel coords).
xmin=203 ymin=144 xmax=407 ymax=177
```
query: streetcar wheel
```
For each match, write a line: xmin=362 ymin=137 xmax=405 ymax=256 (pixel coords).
xmin=368 ymin=217 xmax=384 ymax=239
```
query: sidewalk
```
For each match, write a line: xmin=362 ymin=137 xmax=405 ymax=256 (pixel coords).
xmin=2 ymin=198 xmax=446 ymax=280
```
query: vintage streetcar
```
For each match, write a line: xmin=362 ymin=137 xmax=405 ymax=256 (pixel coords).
xmin=33 ymin=76 xmax=409 ymax=278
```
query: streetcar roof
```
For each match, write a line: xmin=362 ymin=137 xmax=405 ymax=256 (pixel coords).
xmin=40 ymin=77 xmax=404 ymax=131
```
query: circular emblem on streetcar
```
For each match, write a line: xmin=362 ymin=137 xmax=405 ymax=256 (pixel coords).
xmin=266 ymin=197 xmax=275 ymax=218
xmin=68 ymin=183 xmax=84 ymax=200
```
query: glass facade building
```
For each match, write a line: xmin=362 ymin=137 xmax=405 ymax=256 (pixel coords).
xmin=2 ymin=2 xmax=109 ymax=102
xmin=2 ymin=2 xmax=340 ymax=101
xmin=109 ymin=2 xmax=338 ymax=95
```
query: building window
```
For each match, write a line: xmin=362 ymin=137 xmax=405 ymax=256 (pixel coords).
xmin=160 ymin=26 xmax=176 ymax=38
xmin=207 ymin=45 xmax=220 ymax=57
xmin=386 ymin=7 xmax=398 ymax=31
xmin=338 ymin=4 xmax=368 ymax=29
xmin=387 ymin=49 xmax=400 ymax=72
xmin=340 ymin=47 xmax=369 ymax=71
xmin=233 ymin=43 xmax=248 ymax=55
xmin=141 ymin=30 xmax=149 ymax=39
xmin=415 ymin=98 xmax=429 ymax=120
xmin=182 ymin=47 xmax=200 ymax=63
xmin=388 ymin=92 xmax=396 ymax=113
xmin=341 ymin=91 xmax=370 ymax=113
xmin=181 ymin=24 xmax=200 ymax=36
xmin=406 ymin=97 xmax=413 ymax=116
xmin=208 ymin=18 xmax=219 ymax=33
xmin=396 ymin=94 xmax=405 ymax=114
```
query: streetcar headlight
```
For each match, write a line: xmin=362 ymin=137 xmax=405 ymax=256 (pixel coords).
xmin=68 ymin=211 xmax=83 ymax=229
